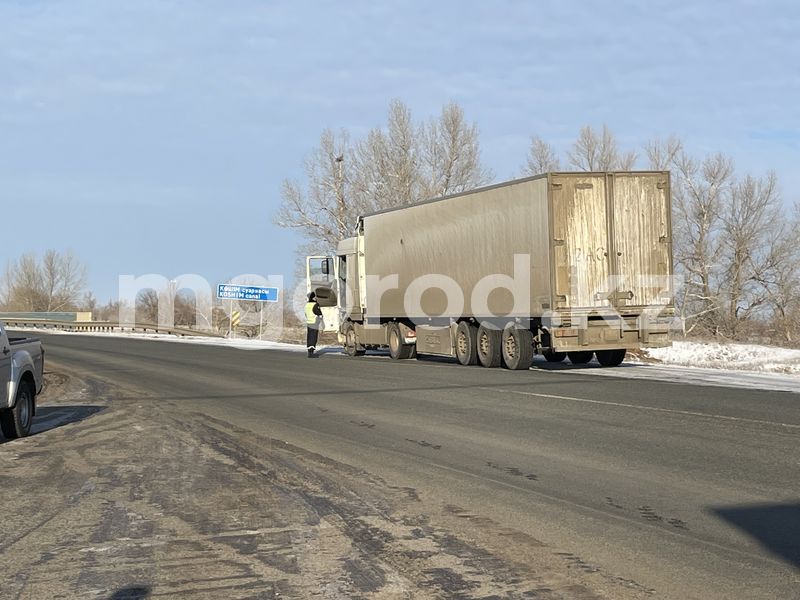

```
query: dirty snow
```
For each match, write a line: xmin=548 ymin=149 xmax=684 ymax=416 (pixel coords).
xmin=642 ymin=341 xmax=800 ymax=375
xmin=555 ymin=360 xmax=800 ymax=394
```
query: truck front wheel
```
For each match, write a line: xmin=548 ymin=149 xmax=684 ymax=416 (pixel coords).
xmin=477 ymin=323 xmax=502 ymax=368
xmin=343 ymin=322 xmax=365 ymax=357
xmin=388 ymin=323 xmax=413 ymax=360
xmin=1 ymin=381 xmax=34 ymax=439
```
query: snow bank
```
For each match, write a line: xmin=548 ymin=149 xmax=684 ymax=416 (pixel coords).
xmin=643 ymin=341 xmax=800 ymax=375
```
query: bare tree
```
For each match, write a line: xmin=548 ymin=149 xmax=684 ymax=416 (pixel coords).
xmin=670 ymin=152 xmax=734 ymax=335
xmin=1 ymin=250 xmax=87 ymax=312
xmin=381 ymin=99 xmax=420 ymax=207
xmin=522 ymin=136 xmax=560 ymax=176
xmin=420 ymin=102 xmax=493 ymax=198
xmin=765 ymin=204 xmax=800 ymax=342
xmin=277 ymin=99 xmax=492 ymax=251
xmin=568 ymin=125 xmax=637 ymax=171
xmin=346 ymin=100 xmax=423 ymax=213
xmin=173 ymin=291 xmax=199 ymax=327
xmin=721 ymin=171 xmax=782 ymax=337
xmin=275 ymin=128 xmax=355 ymax=249
xmin=94 ymin=299 xmax=121 ymax=322
xmin=135 ymin=289 xmax=160 ymax=324
xmin=645 ymin=135 xmax=683 ymax=170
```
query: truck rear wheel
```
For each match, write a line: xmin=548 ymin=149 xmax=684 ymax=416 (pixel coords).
xmin=1 ymin=381 xmax=34 ymax=439
xmin=343 ymin=322 xmax=365 ymax=357
xmin=542 ymin=349 xmax=567 ymax=363
xmin=388 ymin=323 xmax=413 ymax=360
xmin=568 ymin=351 xmax=594 ymax=365
xmin=455 ymin=321 xmax=479 ymax=366
xmin=502 ymin=325 xmax=534 ymax=370
xmin=477 ymin=323 xmax=502 ymax=368
xmin=596 ymin=349 xmax=626 ymax=367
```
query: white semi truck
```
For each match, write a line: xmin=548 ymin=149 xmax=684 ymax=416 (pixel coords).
xmin=307 ymin=172 xmax=674 ymax=370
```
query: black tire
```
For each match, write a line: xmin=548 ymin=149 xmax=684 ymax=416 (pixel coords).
xmin=1 ymin=380 xmax=34 ymax=439
xmin=476 ymin=323 xmax=502 ymax=368
xmin=542 ymin=349 xmax=567 ymax=363
xmin=343 ymin=322 xmax=365 ymax=357
xmin=568 ymin=351 xmax=594 ymax=365
xmin=388 ymin=323 xmax=413 ymax=360
xmin=596 ymin=349 xmax=626 ymax=367
xmin=502 ymin=325 xmax=534 ymax=370
xmin=455 ymin=321 xmax=479 ymax=366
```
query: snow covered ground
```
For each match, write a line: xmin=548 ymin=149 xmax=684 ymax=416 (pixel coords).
xmin=11 ymin=327 xmax=800 ymax=393
xmin=642 ymin=340 xmax=800 ymax=375
xmin=554 ymin=340 xmax=800 ymax=393
xmin=550 ymin=359 xmax=800 ymax=394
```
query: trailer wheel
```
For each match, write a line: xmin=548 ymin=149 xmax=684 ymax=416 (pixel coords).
xmin=477 ymin=323 xmax=502 ymax=368
xmin=502 ymin=325 xmax=534 ymax=370
xmin=0 ymin=381 xmax=34 ymax=439
xmin=388 ymin=323 xmax=413 ymax=360
xmin=542 ymin=349 xmax=567 ymax=363
xmin=596 ymin=349 xmax=626 ymax=367
xmin=567 ymin=351 xmax=593 ymax=365
xmin=455 ymin=322 xmax=479 ymax=366
xmin=343 ymin=322 xmax=365 ymax=357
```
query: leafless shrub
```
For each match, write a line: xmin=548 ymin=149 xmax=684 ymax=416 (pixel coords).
xmin=522 ymin=136 xmax=560 ymax=176
xmin=1 ymin=250 xmax=87 ymax=312
xmin=568 ymin=125 xmax=637 ymax=171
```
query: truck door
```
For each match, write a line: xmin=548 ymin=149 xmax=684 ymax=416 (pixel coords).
xmin=0 ymin=324 xmax=10 ymax=406
xmin=306 ymin=256 xmax=340 ymax=333
xmin=551 ymin=174 xmax=612 ymax=309
xmin=609 ymin=173 xmax=672 ymax=309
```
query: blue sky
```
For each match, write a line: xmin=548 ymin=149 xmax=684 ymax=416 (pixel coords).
xmin=1 ymin=0 xmax=798 ymax=302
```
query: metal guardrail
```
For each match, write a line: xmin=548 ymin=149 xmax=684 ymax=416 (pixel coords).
xmin=3 ymin=319 xmax=223 ymax=338
xmin=0 ymin=311 xmax=93 ymax=322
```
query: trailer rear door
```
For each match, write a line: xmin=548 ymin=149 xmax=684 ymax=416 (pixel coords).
xmin=609 ymin=173 xmax=672 ymax=309
xmin=550 ymin=174 xmax=612 ymax=309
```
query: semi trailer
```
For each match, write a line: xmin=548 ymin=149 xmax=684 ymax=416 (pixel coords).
xmin=306 ymin=171 xmax=675 ymax=370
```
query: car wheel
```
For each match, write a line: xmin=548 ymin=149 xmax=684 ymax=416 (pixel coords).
xmin=0 ymin=381 xmax=34 ymax=439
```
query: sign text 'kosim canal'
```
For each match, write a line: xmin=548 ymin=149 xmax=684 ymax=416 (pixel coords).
xmin=216 ymin=284 xmax=279 ymax=302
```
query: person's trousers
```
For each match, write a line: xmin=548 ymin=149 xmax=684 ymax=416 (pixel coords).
xmin=306 ymin=327 xmax=319 ymax=350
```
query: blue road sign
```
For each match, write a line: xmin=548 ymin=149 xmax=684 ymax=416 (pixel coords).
xmin=216 ymin=284 xmax=279 ymax=302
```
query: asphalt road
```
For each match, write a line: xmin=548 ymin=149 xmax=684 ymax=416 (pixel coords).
xmin=33 ymin=333 xmax=800 ymax=599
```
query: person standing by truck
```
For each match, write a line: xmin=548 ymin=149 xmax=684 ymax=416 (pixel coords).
xmin=305 ymin=292 xmax=323 ymax=358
